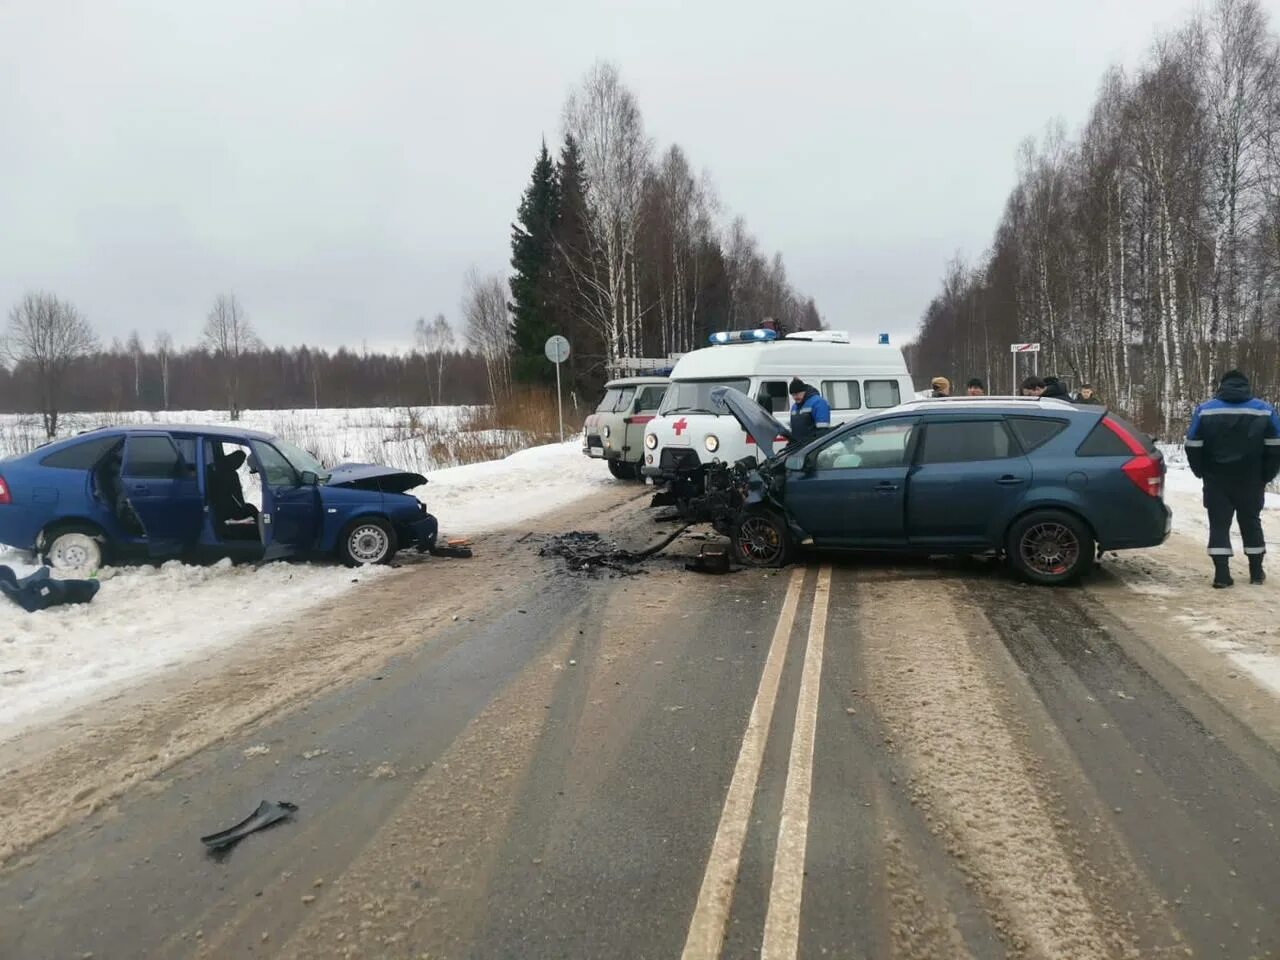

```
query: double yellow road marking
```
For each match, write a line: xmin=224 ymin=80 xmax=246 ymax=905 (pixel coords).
xmin=682 ymin=566 xmax=834 ymax=960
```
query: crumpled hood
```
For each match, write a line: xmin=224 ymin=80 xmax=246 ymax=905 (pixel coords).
xmin=710 ymin=386 xmax=792 ymax=458
xmin=327 ymin=463 xmax=428 ymax=494
xmin=1216 ymin=370 xmax=1253 ymax=404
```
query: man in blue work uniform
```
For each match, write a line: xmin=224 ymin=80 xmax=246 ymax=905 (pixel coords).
xmin=789 ymin=377 xmax=831 ymax=444
xmin=1185 ymin=369 xmax=1280 ymax=587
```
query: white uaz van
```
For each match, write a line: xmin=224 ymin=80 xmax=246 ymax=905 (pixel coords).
xmin=640 ymin=330 xmax=913 ymax=491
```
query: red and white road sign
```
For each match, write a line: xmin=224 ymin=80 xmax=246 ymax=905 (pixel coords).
xmin=1009 ymin=342 xmax=1041 ymax=353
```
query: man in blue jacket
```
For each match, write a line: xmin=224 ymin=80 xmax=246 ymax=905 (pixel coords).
xmin=789 ymin=377 xmax=831 ymax=444
xmin=1185 ymin=369 xmax=1280 ymax=587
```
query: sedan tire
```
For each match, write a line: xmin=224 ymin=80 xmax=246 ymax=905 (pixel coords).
xmin=339 ymin=518 xmax=398 ymax=566
xmin=40 ymin=525 xmax=105 ymax=575
xmin=732 ymin=509 xmax=794 ymax=568
xmin=1006 ymin=509 xmax=1095 ymax=585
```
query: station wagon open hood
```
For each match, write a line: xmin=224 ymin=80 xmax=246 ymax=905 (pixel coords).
xmin=326 ymin=463 xmax=428 ymax=493
xmin=710 ymin=386 xmax=792 ymax=458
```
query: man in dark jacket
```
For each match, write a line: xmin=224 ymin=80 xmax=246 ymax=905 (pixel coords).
xmin=1041 ymin=376 xmax=1071 ymax=399
xmin=1185 ymin=369 xmax=1280 ymax=587
xmin=788 ymin=377 xmax=831 ymax=444
xmin=1075 ymin=383 xmax=1103 ymax=405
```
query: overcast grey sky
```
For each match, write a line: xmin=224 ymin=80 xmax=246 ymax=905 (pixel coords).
xmin=0 ymin=0 xmax=1241 ymax=352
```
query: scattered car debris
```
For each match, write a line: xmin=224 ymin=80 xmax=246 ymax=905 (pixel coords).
xmin=200 ymin=800 xmax=298 ymax=851
xmin=685 ymin=545 xmax=735 ymax=575
xmin=539 ymin=526 xmax=689 ymax=576
xmin=428 ymin=538 xmax=474 ymax=560
xmin=0 ymin=565 xmax=100 ymax=612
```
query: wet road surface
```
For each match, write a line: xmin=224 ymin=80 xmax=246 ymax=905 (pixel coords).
xmin=2 ymin=499 xmax=1279 ymax=959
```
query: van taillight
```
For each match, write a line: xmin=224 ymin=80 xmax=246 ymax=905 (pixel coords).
xmin=1102 ymin=418 xmax=1163 ymax=497
xmin=0 ymin=475 xmax=10 ymax=504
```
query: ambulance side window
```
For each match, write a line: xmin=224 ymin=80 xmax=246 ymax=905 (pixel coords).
xmin=757 ymin=381 xmax=790 ymax=414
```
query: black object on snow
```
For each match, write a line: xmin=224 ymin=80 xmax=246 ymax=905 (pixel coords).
xmin=201 ymin=800 xmax=298 ymax=851
xmin=429 ymin=544 xmax=474 ymax=559
xmin=0 ymin=565 xmax=100 ymax=613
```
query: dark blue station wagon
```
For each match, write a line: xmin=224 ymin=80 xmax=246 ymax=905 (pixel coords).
xmin=0 ymin=425 xmax=440 ymax=572
xmin=711 ymin=393 xmax=1172 ymax=584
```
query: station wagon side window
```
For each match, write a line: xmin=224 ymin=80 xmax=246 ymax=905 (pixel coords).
xmin=122 ymin=435 xmax=183 ymax=478
xmin=821 ymin=380 xmax=862 ymax=410
xmin=864 ymin=380 xmax=902 ymax=409
xmin=919 ymin=420 xmax=1016 ymax=464
xmin=250 ymin=441 xmax=299 ymax=488
xmin=635 ymin=386 xmax=666 ymax=412
xmin=813 ymin=419 xmax=917 ymax=470
xmin=757 ymin=380 xmax=790 ymax=414
xmin=1006 ymin=417 xmax=1068 ymax=453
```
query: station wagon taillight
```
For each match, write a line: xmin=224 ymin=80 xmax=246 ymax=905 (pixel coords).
xmin=1102 ymin=417 xmax=1163 ymax=498
xmin=0 ymin=475 xmax=10 ymax=504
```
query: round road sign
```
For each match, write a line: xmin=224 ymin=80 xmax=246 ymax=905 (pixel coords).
xmin=544 ymin=335 xmax=571 ymax=364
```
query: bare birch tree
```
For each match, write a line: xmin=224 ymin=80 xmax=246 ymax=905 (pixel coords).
xmin=154 ymin=330 xmax=174 ymax=410
xmin=414 ymin=313 xmax=456 ymax=405
xmin=463 ymin=270 xmax=512 ymax=402
xmin=202 ymin=293 xmax=259 ymax=420
xmin=563 ymin=61 xmax=653 ymax=364
xmin=2 ymin=292 xmax=98 ymax=437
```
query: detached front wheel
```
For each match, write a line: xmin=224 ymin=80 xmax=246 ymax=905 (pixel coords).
xmin=1006 ymin=510 xmax=1094 ymax=585
xmin=339 ymin=518 xmax=397 ymax=566
xmin=732 ymin=509 xmax=794 ymax=568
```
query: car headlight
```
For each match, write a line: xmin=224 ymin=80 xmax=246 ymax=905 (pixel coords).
xmin=603 ymin=425 xmax=611 ymax=438
xmin=645 ymin=433 xmax=658 ymax=450
xmin=704 ymin=434 xmax=720 ymax=453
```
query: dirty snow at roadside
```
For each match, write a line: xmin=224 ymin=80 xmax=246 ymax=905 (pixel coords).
xmin=419 ymin=441 xmax=615 ymax=536
xmin=0 ymin=440 xmax=614 ymax=739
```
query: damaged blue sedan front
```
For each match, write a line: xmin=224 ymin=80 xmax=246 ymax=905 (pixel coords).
xmin=0 ymin=424 xmax=448 ymax=572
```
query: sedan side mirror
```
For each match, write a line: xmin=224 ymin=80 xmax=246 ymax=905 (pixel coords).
xmin=299 ymin=470 xmax=319 ymax=486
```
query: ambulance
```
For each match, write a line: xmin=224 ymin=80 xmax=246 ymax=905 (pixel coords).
xmin=640 ymin=328 xmax=913 ymax=497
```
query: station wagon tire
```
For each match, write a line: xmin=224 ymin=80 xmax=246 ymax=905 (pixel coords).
xmin=732 ymin=509 xmax=794 ymax=568
xmin=339 ymin=518 xmax=398 ymax=566
xmin=40 ymin=524 xmax=105 ymax=574
xmin=1006 ymin=510 xmax=1095 ymax=585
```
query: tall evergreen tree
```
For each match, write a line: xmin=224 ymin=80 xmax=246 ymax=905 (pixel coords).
xmin=509 ymin=141 xmax=561 ymax=383
xmin=552 ymin=135 xmax=600 ymax=394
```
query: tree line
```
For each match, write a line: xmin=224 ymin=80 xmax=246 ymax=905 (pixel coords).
xmin=490 ymin=61 xmax=822 ymax=399
xmin=0 ymin=291 xmax=488 ymax=436
xmin=909 ymin=0 xmax=1280 ymax=433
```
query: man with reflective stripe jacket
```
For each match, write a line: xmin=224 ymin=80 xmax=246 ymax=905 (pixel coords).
xmin=1184 ymin=369 xmax=1280 ymax=587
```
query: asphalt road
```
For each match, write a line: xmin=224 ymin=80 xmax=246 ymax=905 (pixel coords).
xmin=2 ymin=491 xmax=1279 ymax=959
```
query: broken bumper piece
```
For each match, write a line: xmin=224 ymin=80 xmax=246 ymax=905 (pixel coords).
xmin=201 ymin=799 xmax=298 ymax=851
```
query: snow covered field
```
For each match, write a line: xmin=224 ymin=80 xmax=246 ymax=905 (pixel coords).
xmin=0 ymin=434 xmax=612 ymax=737
xmin=0 ymin=406 xmax=530 ymax=474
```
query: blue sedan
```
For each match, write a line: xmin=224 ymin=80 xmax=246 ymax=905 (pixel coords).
xmin=0 ymin=425 xmax=440 ymax=572
xmin=708 ymin=389 xmax=1172 ymax=584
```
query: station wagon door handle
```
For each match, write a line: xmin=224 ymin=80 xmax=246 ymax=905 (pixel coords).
xmin=996 ymin=476 xmax=1026 ymax=485
xmin=874 ymin=481 xmax=898 ymax=493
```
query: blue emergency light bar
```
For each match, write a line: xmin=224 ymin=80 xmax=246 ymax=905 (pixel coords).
xmin=879 ymin=333 xmax=890 ymax=344
xmin=708 ymin=328 xmax=780 ymax=345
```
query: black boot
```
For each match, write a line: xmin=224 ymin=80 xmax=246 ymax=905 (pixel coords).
xmin=1249 ymin=555 xmax=1265 ymax=585
xmin=1213 ymin=556 xmax=1234 ymax=588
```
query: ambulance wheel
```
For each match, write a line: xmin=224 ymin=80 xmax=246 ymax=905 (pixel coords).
xmin=607 ymin=459 xmax=637 ymax=480
xmin=732 ymin=509 xmax=793 ymax=568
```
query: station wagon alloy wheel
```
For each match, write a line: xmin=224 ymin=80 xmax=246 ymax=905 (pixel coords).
xmin=1020 ymin=521 xmax=1080 ymax=577
xmin=734 ymin=511 xmax=792 ymax=567
xmin=348 ymin=523 xmax=391 ymax=564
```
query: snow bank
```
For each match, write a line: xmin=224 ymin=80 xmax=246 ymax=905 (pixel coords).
xmin=0 ymin=439 xmax=615 ymax=738
xmin=420 ymin=441 xmax=615 ymax=535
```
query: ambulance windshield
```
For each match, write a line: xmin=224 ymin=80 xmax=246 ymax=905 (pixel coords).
xmin=659 ymin=378 xmax=750 ymax=416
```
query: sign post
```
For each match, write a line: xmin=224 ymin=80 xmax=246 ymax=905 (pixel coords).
xmin=1009 ymin=342 xmax=1041 ymax=394
xmin=544 ymin=335 xmax=571 ymax=442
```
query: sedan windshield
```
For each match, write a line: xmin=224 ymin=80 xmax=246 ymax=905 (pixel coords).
xmin=273 ymin=438 xmax=331 ymax=481
xmin=660 ymin=378 xmax=750 ymax=415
